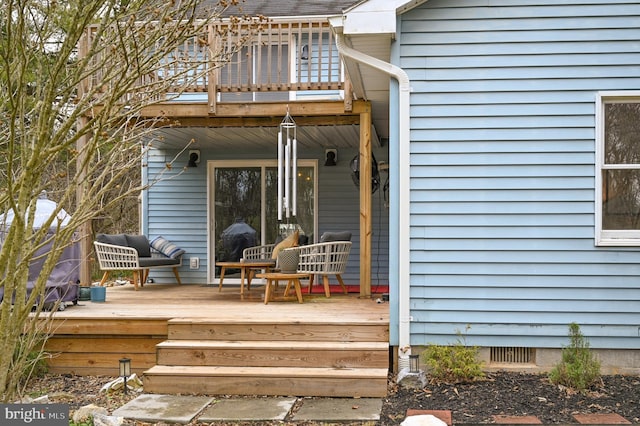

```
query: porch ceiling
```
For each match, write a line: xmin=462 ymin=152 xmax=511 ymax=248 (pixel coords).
xmin=150 ymin=123 xmax=381 ymax=151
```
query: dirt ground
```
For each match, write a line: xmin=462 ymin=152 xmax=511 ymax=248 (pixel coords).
xmin=22 ymin=371 xmax=640 ymax=425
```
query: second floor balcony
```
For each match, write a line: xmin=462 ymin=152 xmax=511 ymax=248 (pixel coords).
xmin=84 ymin=17 xmax=350 ymax=114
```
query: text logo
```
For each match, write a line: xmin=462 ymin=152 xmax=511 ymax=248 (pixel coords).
xmin=0 ymin=404 xmax=68 ymax=425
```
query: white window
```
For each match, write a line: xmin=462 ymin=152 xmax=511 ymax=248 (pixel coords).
xmin=595 ymin=92 xmax=640 ymax=245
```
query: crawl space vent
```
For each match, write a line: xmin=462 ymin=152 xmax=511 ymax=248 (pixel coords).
xmin=490 ymin=347 xmax=535 ymax=364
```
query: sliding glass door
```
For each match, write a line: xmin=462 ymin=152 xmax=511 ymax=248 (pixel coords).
xmin=209 ymin=160 xmax=316 ymax=282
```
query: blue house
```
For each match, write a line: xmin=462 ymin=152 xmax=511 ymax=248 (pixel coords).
xmin=142 ymin=0 xmax=640 ymax=372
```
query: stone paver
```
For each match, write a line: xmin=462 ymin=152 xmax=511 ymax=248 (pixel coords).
xmin=293 ymin=398 xmax=382 ymax=421
xmin=406 ymin=409 xmax=452 ymax=425
xmin=573 ymin=413 xmax=631 ymax=424
xmin=198 ymin=397 xmax=296 ymax=421
xmin=493 ymin=415 xmax=542 ymax=424
xmin=111 ymin=394 xmax=633 ymax=425
xmin=112 ymin=394 xmax=213 ymax=424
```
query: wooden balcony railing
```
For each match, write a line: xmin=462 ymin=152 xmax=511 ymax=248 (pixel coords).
xmin=84 ymin=17 xmax=348 ymax=114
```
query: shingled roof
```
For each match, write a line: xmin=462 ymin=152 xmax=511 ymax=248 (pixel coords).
xmin=213 ymin=0 xmax=361 ymax=17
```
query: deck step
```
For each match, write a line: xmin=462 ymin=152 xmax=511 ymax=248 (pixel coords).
xmin=156 ymin=340 xmax=389 ymax=368
xmin=145 ymin=316 xmax=389 ymax=397
xmin=143 ymin=365 xmax=388 ymax=397
xmin=166 ymin=319 xmax=389 ymax=342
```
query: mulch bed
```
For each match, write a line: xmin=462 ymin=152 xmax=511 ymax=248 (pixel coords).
xmin=22 ymin=371 xmax=640 ymax=425
xmin=379 ymin=371 xmax=640 ymax=425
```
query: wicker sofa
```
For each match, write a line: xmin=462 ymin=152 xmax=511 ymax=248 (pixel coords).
xmin=94 ymin=234 xmax=184 ymax=290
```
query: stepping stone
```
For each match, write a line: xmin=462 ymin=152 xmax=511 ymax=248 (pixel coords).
xmin=573 ymin=413 xmax=631 ymax=424
xmin=198 ymin=397 xmax=296 ymax=421
xmin=113 ymin=394 xmax=213 ymax=424
xmin=493 ymin=415 xmax=542 ymax=424
xmin=293 ymin=398 xmax=382 ymax=421
xmin=406 ymin=409 xmax=452 ymax=425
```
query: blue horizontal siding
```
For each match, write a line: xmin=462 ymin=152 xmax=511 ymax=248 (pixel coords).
xmin=413 ymin=190 xmax=593 ymax=202
xmin=411 ymin=323 xmax=639 ymax=349
xmin=412 ymin=286 xmax=636 ymax=300
xmin=413 ymin=153 xmax=593 ymax=164
xmin=404 ymin=6 xmax=640 ymax=30
xmin=400 ymin=0 xmax=640 ymax=349
xmin=413 ymin=274 xmax=640 ymax=288
xmin=411 ymin=78 xmax=640 ymax=93
xmin=412 ymin=179 xmax=593 ymax=191
xmin=413 ymin=140 xmax=594 ymax=154
xmin=415 ymin=215 xmax=593 ymax=226
xmin=412 ymin=250 xmax=640 ymax=263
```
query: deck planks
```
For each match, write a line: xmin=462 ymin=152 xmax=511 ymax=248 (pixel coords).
xmin=43 ymin=282 xmax=390 ymax=393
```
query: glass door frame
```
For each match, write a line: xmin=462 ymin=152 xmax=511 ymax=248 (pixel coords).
xmin=207 ymin=159 xmax=318 ymax=284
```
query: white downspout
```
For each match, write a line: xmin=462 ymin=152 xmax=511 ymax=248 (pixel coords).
xmin=332 ymin=26 xmax=412 ymax=358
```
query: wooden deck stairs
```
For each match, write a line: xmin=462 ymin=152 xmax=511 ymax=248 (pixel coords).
xmin=143 ymin=317 xmax=390 ymax=397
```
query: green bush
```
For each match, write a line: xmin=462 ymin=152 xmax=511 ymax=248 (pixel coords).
xmin=549 ymin=322 xmax=601 ymax=391
xmin=422 ymin=326 xmax=484 ymax=383
xmin=69 ymin=417 xmax=93 ymax=426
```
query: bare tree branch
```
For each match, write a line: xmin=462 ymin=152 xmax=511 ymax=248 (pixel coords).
xmin=0 ymin=0 xmax=263 ymax=400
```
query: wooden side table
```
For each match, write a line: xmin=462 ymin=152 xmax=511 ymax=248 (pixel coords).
xmin=215 ymin=261 xmax=275 ymax=299
xmin=255 ymin=272 xmax=310 ymax=304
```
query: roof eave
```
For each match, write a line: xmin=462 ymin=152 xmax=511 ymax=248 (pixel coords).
xmin=338 ymin=0 xmax=430 ymax=35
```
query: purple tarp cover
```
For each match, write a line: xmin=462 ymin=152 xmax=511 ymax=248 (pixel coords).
xmin=0 ymin=194 xmax=80 ymax=305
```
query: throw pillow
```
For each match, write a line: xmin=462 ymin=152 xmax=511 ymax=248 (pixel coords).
xmin=96 ymin=233 xmax=128 ymax=247
xmin=150 ymin=236 xmax=186 ymax=259
xmin=271 ymin=230 xmax=299 ymax=259
xmin=125 ymin=234 xmax=152 ymax=257
xmin=320 ymin=231 xmax=352 ymax=242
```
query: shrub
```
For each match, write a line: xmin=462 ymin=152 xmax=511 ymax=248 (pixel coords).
xmin=549 ymin=322 xmax=601 ymax=391
xmin=14 ymin=335 xmax=49 ymax=385
xmin=422 ymin=325 xmax=484 ymax=383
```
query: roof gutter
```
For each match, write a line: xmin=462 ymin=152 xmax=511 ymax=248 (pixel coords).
xmin=330 ymin=19 xmax=412 ymax=358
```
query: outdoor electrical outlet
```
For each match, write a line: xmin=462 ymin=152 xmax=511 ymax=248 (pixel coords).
xmin=190 ymin=257 xmax=199 ymax=269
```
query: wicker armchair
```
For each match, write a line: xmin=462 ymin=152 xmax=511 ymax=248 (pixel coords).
xmin=296 ymin=241 xmax=352 ymax=297
xmin=242 ymin=244 xmax=275 ymax=262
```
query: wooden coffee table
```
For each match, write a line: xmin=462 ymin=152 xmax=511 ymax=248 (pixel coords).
xmin=255 ymin=272 xmax=311 ymax=304
xmin=215 ymin=260 xmax=275 ymax=299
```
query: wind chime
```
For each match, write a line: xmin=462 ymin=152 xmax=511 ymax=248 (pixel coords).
xmin=277 ymin=109 xmax=297 ymax=221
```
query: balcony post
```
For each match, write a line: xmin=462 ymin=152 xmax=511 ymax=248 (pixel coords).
xmin=207 ymin=24 xmax=217 ymax=114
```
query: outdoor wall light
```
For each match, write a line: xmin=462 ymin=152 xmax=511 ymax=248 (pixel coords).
xmin=188 ymin=150 xmax=200 ymax=167
xmin=119 ymin=357 xmax=131 ymax=394
xmin=301 ymin=44 xmax=309 ymax=60
xmin=325 ymin=149 xmax=337 ymax=166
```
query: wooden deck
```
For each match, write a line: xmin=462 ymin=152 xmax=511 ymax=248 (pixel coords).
xmin=44 ymin=282 xmax=390 ymax=397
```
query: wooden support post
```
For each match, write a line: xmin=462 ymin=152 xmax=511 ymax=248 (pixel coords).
xmin=359 ymin=105 xmax=372 ymax=298
xmin=77 ymin=31 xmax=92 ymax=287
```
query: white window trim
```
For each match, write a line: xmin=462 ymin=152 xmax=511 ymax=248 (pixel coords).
xmin=595 ymin=91 xmax=640 ymax=246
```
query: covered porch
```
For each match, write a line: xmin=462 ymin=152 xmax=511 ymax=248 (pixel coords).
xmin=77 ymin=15 xmax=392 ymax=299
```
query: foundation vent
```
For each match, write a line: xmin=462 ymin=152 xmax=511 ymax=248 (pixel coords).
xmin=490 ymin=347 xmax=535 ymax=364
